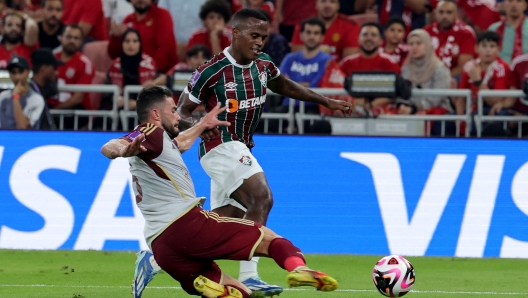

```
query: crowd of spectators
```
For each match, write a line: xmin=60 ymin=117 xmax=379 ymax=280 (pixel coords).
xmin=0 ymin=0 xmax=527 ymax=137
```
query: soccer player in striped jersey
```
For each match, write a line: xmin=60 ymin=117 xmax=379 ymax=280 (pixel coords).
xmin=172 ymin=8 xmax=352 ymax=295
xmin=103 ymin=86 xmax=339 ymax=298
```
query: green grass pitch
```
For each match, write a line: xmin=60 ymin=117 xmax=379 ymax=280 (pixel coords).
xmin=0 ymin=250 xmax=527 ymax=298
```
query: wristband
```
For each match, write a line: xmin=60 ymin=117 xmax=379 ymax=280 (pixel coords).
xmin=473 ymin=80 xmax=482 ymax=87
xmin=12 ymin=94 xmax=20 ymax=100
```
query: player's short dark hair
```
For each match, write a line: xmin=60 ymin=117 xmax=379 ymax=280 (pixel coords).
xmin=3 ymin=13 xmax=25 ymax=30
xmin=232 ymin=8 xmax=268 ymax=28
xmin=385 ymin=16 xmax=405 ymax=31
xmin=41 ymin=0 xmax=63 ymax=8
xmin=301 ymin=18 xmax=326 ymax=35
xmin=256 ymin=9 xmax=271 ymax=22
xmin=477 ymin=31 xmax=501 ymax=45
xmin=187 ymin=44 xmax=212 ymax=60
xmin=63 ymin=24 xmax=84 ymax=38
xmin=361 ymin=22 xmax=383 ymax=37
xmin=199 ymin=0 xmax=231 ymax=22
xmin=136 ymin=86 xmax=174 ymax=123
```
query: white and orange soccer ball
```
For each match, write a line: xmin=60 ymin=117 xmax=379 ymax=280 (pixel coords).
xmin=372 ymin=255 xmax=415 ymax=297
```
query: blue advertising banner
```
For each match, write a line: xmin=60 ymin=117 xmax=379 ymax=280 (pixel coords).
xmin=1 ymin=131 xmax=528 ymax=258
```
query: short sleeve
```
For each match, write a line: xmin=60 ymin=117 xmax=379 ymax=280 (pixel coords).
xmin=339 ymin=59 xmax=352 ymax=76
xmin=120 ymin=124 xmax=164 ymax=160
xmin=492 ymin=64 xmax=508 ymax=90
xmin=77 ymin=55 xmax=95 ymax=84
xmin=24 ymin=93 xmax=45 ymax=126
xmin=187 ymin=67 xmax=212 ymax=104
xmin=260 ymin=53 xmax=280 ymax=80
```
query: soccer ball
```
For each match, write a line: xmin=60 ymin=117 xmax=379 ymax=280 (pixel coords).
xmin=372 ymin=255 xmax=415 ymax=297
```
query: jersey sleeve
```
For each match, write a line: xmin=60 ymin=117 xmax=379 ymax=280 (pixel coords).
xmin=76 ymin=55 xmax=95 ymax=84
xmin=120 ymin=124 xmax=164 ymax=161
xmin=492 ymin=64 xmax=508 ymax=90
xmin=260 ymin=53 xmax=281 ymax=81
xmin=24 ymin=93 xmax=45 ymax=127
xmin=187 ymin=67 xmax=213 ymax=104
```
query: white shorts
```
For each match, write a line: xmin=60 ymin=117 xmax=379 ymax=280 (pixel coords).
xmin=200 ymin=141 xmax=263 ymax=211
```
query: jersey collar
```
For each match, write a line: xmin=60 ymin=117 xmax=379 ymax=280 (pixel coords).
xmin=223 ymin=47 xmax=254 ymax=69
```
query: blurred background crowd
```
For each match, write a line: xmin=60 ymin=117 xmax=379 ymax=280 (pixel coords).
xmin=0 ymin=0 xmax=527 ymax=137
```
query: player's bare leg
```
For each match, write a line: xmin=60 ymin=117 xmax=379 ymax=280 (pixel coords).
xmin=212 ymin=172 xmax=280 ymax=295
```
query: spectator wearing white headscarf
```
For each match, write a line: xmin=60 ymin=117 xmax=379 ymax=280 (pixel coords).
xmin=397 ymin=29 xmax=452 ymax=115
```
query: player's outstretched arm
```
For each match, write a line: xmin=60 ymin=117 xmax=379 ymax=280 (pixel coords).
xmin=267 ymin=74 xmax=353 ymax=112
xmin=175 ymin=103 xmax=230 ymax=153
xmin=101 ymin=134 xmax=147 ymax=159
xmin=176 ymin=91 xmax=201 ymax=130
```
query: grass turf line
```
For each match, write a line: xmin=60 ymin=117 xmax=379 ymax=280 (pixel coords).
xmin=0 ymin=250 xmax=527 ymax=297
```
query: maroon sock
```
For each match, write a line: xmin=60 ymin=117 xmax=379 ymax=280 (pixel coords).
xmin=267 ymin=238 xmax=306 ymax=270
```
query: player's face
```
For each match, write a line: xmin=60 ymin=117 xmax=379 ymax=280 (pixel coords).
xmin=477 ymin=40 xmax=499 ymax=64
xmin=233 ymin=18 xmax=269 ymax=61
xmin=9 ymin=67 xmax=29 ymax=85
xmin=435 ymin=2 xmax=457 ymax=30
xmin=160 ymin=96 xmax=181 ymax=139
xmin=301 ymin=24 xmax=324 ymax=51
xmin=61 ymin=27 xmax=83 ymax=55
xmin=204 ymin=12 xmax=225 ymax=33
xmin=317 ymin=0 xmax=340 ymax=20
xmin=3 ymin=16 xmax=23 ymax=44
xmin=504 ymin=0 xmax=527 ymax=18
xmin=408 ymin=35 xmax=426 ymax=59
xmin=122 ymin=31 xmax=141 ymax=56
xmin=43 ymin=0 xmax=63 ymax=27
xmin=187 ymin=52 xmax=207 ymax=70
xmin=359 ymin=26 xmax=381 ymax=53
xmin=385 ymin=23 xmax=405 ymax=46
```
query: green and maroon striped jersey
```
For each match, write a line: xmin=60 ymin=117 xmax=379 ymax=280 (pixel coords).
xmin=187 ymin=48 xmax=280 ymax=157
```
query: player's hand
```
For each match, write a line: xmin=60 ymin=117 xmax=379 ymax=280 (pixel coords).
xmin=200 ymin=103 xmax=231 ymax=130
xmin=323 ymin=98 xmax=353 ymax=113
xmin=118 ymin=134 xmax=147 ymax=157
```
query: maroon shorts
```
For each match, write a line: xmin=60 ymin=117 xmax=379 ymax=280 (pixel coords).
xmin=151 ymin=207 xmax=264 ymax=295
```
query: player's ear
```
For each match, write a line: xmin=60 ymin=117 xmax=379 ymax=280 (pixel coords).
xmin=233 ymin=27 xmax=239 ymax=40
xmin=150 ymin=108 xmax=161 ymax=121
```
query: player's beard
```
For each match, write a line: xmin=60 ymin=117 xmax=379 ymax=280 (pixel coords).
xmin=162 ymin=120 xmax=180 ymax=139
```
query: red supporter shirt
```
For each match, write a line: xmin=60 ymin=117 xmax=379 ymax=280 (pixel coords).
xmin=282 ymin=0 xmax=317 ymax=26
xmin=424 ymin=20 xmax=476 ymax=71
xmin=52 ymin=51 xmax=95 ymax=109
xmin=430 ymin=0 xmax=500 ymax=31
xmin=62 ymin=0 xmax=108 ymax=41
xmin=0 ymin=43 xmax=38 ymax=69
xmin=459 ymin=57 xmax=509 ymax=111
xmin=380 ymin=42 xmax=408 ymax=66
xmin=509 ymin=53 xmax=528 ymax=113
xmin=291 ymin=15 xmax=360 ymax=61
xmin=339 ymin=52 xmax=401 ymax=76
xmin=108 ymin=3 xmax=177 ymax=73
xmin=186 ymin=28 xmax=231 ymax=56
